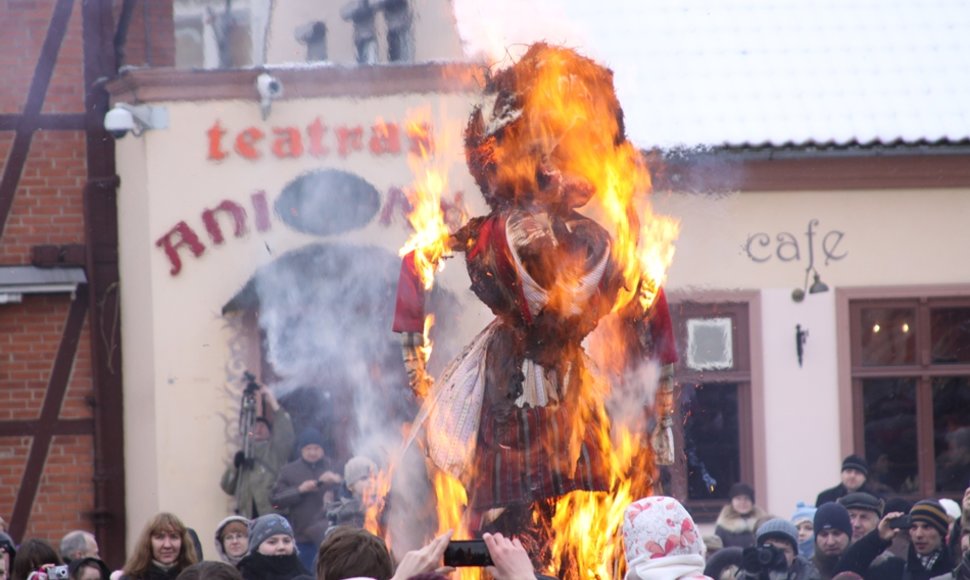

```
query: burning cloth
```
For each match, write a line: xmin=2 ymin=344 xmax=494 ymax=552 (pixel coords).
xmin=393 ymin=43 xmax=678 ymax=525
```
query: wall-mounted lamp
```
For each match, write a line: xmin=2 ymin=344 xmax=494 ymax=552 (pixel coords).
xmin=791 ymin=268 xmax=829 ymax=302
xmin=796 ymin=324 xmax=808 ymax=367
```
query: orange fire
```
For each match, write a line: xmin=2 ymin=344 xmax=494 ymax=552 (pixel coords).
xmin=393 ymin=46 xmax=679 ymax=579
xmin=364 ymin=467 xmax=392 ymax=540
xmin=481 ymin=45 xmax=679 ymax=579
xmin=399 ymin=112 xmax=457 ymax=289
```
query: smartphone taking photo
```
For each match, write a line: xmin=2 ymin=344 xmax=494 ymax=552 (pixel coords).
xmin=443 ymin=539 xmax=493 ymax=567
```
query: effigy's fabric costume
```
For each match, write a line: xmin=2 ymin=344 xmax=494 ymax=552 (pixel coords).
xmin=393 ymin=43 xmax=678 ymax=519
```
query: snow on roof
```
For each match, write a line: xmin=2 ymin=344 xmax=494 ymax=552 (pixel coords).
xmin=452 ymin=0 xmax=970 ymax=150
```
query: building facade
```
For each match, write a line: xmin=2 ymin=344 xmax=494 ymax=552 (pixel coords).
xmin=3 ymin=0 xmax=969 ymax=561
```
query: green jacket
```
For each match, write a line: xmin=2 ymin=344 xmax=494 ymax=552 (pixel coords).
xmin=220 ymin=409 xmax=295 ymax=518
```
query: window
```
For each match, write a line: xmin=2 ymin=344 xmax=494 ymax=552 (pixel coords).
xmin=341 ymin=0 xmax=378 ymax=64
xmin=383 ymin=0 xmax=413 ymax=62
xmin=850 ymin=297 xmax=970 ymax=496
xmin=668 ymin=301 xmax=753 ymax=521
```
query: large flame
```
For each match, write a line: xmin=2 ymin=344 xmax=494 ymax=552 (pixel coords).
xmin=390 ymin=46 xmax=680 ymax=579
xmin=399 ymin=112 xmax=456 ymax=289
xmin=480 ymin=45 xmax=679 ymax=579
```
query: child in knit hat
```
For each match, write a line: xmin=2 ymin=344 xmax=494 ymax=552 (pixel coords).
xmin=790 ymin=502 xmax=817 ymax=559
xmin=237 ymin=514 xmax=309 ymax=580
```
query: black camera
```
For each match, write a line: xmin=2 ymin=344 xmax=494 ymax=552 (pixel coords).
xmin=739 ymin=545 xmax=789 ymax=578
xmin=889 ymin=515 xmax=912 ymax=529
xmin=242 ymin=371 xmax=260 ymax=394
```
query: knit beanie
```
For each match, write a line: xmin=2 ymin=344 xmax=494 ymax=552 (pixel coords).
xmin=838 ymin=492 xmax=883 ymax=516
xmin=248 ymin=514 xmax=295 ymax=553
xmin=814 ymin=502 xmax=852 ymax=538
xmin=756 ymin=518 xmax=799 ymax=554
xmin=910 ymin=499 xmax=949 ymax=536
xmin=343 ymin=456 xmax=377 ymax=485
xmin=841 ymin=454 xmax=869 ymax=476
xmin=728 ymin=482 xmax=755 ymax=502
xmin=939 ymin=498 xmax=961 ymax=521
xmin=297 ymin=427 xmax=325 ymax=451
xmin=791 ymin=501 xmax=817 ymax=526
xmin=0 ymin=532 xmax=16 ymax=562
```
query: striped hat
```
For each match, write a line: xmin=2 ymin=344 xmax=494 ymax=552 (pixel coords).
xmin=909 ymin=499 xmax=950 ymax=536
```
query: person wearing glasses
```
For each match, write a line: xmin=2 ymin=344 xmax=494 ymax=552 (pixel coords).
xmin=213 ymin=517 xmax=250 ymax=567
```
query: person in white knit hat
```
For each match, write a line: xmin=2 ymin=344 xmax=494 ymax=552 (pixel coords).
xmin=621 ymin=496 xmax=712 ymax=580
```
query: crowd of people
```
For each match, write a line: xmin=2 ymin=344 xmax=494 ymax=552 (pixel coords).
xmin=0 ymin=453 xmax=967 ymax=580
xmin=3 ymin=383 xmax=968 ymax=580
xmin=704 ymin=455 xmax=970 ymax=579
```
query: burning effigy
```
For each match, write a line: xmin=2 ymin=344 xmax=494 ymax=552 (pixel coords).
xmin=389 ymin=43 xmax=680 ymax=578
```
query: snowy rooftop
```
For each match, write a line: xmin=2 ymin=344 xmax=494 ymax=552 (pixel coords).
xmin=453 ymin=0 xmax=970 ymax=150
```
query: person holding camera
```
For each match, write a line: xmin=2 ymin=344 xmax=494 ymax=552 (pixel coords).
xmin=221 ymin=382 xmax=295 ymax=519
xmin=11 ymin=540 xmax=61 ymax=580
xmin=743 ymin=519 xmax=820 ymax=580
xmin=836 ymin=499 xmax=954 ymax=579
xmin=271 ymin=427 xmax=342 ymax=571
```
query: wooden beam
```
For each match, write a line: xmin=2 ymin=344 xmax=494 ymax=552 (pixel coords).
xmin=0 ymin=0 xmax=75 ymax=239
xmin=0 ymin=419 xmax=95 ymax=438
xmin=0 ymin=114 xmax=87 ymax=131
xmin=9 ymin=285 xmax=89 ymax=541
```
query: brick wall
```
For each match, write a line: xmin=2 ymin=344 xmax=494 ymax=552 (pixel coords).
xmin=113 ymin=0 xmax=176 ymax=68
xmin=0 ymin=294 xmax=95 ymax=541
xmin=1 ymin=131 xmax=88 ymax=264
xmin=0 ymin=0 xmax=158 ymax=552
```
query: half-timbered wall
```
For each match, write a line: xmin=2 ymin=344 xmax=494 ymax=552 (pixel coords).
xmin=0 ymin=0 xmax=173 ymax=568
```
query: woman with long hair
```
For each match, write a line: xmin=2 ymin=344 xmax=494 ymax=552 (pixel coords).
xmin=121 ymin=513 xmax=198 ymax=580
xmin=10 ymin=539 xmax=60 ymax=580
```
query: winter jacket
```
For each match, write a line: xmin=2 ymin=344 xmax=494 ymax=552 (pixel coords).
xmin=270 ymin=456 xmax=339 ymax=542
xmin=237 ymin=552 xmax=309 ymax=580
xmin=930 ymin=550 xmax=970 ymax=580
xmin=790 ymin=555 xmax=822 ymax=580
xmin=836 ymin=528 xmax=954 ymax=580
xmin=813 ymin=551 xmax=843 ymax=580
xmin=714 ymin=504 xmax=768 ymax=549
xmin=815 ymin=483 xmax=880 ymax=507
xmin=221 ymin=409 xmax=295 ymax=518
xmin=119 ymin=563 xmax=183 ymax=580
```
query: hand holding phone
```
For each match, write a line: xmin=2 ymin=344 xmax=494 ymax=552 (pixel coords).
xmin=483 ymin=532 xmax=536 ymax=580
xmin=388 ymin=530 xmax=453 ymax=580
xmin=888 ymin=515 xmax=912 ymax=529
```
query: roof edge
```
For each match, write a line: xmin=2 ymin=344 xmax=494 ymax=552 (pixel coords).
xmin=106 ymin=62 xmax=489 ymax=104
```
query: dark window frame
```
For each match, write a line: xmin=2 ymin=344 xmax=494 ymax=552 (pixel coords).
xmin=667 ymin=298 xmax=757 ymax=522
xmin=844 ymin=287 xmax=970 ymax=500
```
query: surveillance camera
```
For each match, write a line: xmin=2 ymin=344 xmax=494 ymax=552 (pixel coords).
xmin=256 ymin=73 xmax=283 ymax=100
xmin=256 ymin=73 xmax=284 ymax=120
xmin=104 ymin=103 xmax=169 ymax=138
xmin=104 ymin=105 xmax=135 ymax=139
